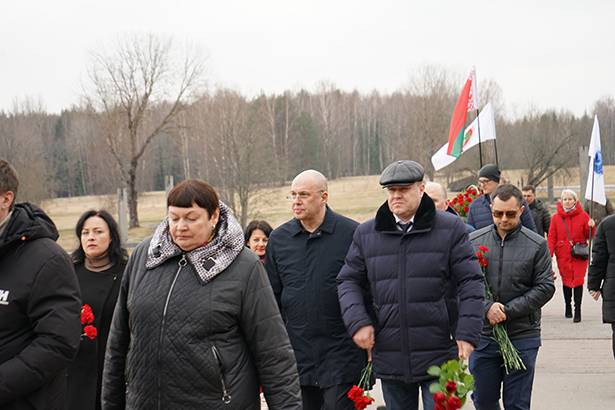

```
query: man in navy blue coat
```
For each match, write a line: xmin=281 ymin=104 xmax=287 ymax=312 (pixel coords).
xmin=337 ymin=160 xmax=485 ymax=410
xmin=467 ymin=164 xmax=537 ymax=233
xmin=266 ymin=169 xmax=366 ymax=410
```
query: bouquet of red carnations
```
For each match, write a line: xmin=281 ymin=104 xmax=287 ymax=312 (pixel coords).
xmin=81 ymin=304 xmax=98 ymax=340
xmin=428 ymin=358 xmax=474 ymax=410
xmin=347 ymin=362 xmax=375 ymax=409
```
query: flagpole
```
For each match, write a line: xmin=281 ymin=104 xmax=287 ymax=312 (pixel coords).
xmin=589 ymin=154 xmax=595 ymax=253
xmin=477 ymin=109 xmax=483 ymax=168
xmin=493 ymin=138 xmax=499 ymax=166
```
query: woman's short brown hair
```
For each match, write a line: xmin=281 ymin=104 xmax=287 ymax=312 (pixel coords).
xmin=167 ymin=179 xmax=219 ymax=216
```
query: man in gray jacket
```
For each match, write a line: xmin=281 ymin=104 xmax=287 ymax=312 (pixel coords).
xmin=469 ymin=184 xmax=554 ymax=410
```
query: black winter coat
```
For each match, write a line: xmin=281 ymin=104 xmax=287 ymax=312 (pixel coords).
xmin=588 ymin=214 xmax=615 ymax=323
xmin=102 ymin=238 xmax=301 ymax=410
xmin=265 ymin=207 xmax=366 ymax=388
xmin=469 ymin=223 xmax=555 ymax=340
xmin=529 ymin=199 xmax=551 ymax=237
xmin=66 ymin=262 xmax=125 ymax=410
xmin=337 ymin=196 xmax=485 ymax=383
xmin=0 ymin=203 xmax=82 ymax=409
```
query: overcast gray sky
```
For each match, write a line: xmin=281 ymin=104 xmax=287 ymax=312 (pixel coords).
xmin=1 ymin=0 xmax=613 ymax=117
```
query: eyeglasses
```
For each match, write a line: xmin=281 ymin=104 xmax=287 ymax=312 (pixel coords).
xmin=285 ymin=190 xmax=323 ymax=201
xmin=492 ymin=210 xmax=520 ymax=218
xmin=478 ymin=179 xmax=492 ymax=186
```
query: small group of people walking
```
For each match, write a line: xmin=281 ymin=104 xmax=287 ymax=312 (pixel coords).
xmin=1 ymin=153 xmax=614 ymax=410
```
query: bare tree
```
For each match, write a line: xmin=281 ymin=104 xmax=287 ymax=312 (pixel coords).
xmin=82 ymin=33 xmax=209 ymax=227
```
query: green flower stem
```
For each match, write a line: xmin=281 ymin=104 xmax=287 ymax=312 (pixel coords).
xmin=481 ymin=262 xmax=526 ymax=373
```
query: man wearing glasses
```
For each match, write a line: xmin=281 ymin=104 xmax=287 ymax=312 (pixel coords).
xmin=469 ymin=184 xmax=554 ymax=410
xmin=265 ymin=169 xmax=366 ymax=410
xmin=337 ymin=160 xmax=485 ymax=410
xmin=467 ymin=164 xmax=537 ymax=233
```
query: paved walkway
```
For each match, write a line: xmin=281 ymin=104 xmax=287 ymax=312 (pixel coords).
xmin=368 ymin=281 xmax=615 ymax=409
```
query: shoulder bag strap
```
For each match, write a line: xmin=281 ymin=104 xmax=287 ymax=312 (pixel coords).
xmin=561 ymin=216 xmax=573 ymax=245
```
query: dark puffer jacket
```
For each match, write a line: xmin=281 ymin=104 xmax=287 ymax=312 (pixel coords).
xmin=470 ymin=223 xmax=555 ymax=340
xmin=337 ymin=195 xmax=485 ymax=383
xmin=102 ymin=215 xmax=301 ymax=409
xmin=588 ymin=214 xmax=615 ymax=323
xmin=467 ymin=194 xmax=537 ymax=233
xmin=0 ymin=203 xmax=81 ymax=409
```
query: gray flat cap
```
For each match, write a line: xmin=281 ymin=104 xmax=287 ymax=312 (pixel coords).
xmin=379 ymin=160 xmax=424 ymax=187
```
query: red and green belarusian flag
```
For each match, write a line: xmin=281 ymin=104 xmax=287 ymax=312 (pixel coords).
xmin=446 ymin=67 xmax=479 ymax=158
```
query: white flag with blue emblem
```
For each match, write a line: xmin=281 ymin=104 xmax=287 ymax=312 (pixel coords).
xmin=585 ymin=115 xmax=606 ymax=205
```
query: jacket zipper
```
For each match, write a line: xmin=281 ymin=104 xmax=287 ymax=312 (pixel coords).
xmin=157 ymin=254 xmax=186 ymax=410
xmin=212 ymin=345 xmax=232 ymax=404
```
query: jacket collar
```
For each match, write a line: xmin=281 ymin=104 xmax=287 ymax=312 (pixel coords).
xmin=374 ymin=194 xmax=436 ymax=233
xmin=490 ymin=219 xmax=523 ymax=242
xmin=557 ymin=201 xmax=582 ymax=218
xmin=289 ymin=205 xmax=336 ymax=236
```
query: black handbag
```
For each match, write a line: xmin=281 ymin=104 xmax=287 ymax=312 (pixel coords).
xmin=562 ymin=217 xmax=589 ymax=260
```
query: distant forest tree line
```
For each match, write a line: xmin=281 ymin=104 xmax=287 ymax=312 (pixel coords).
xmin=1 ymin=34 xmax=614 ymax=227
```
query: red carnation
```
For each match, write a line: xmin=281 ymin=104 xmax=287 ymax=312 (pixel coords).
xmin=348 ymin=385 xmax=363 ymax=401
xmin=480 ymin=258 xmax=488 ymax=267
xmin=445 ymin=380 xmax=457 ymax=394
xmin=435 ymin=404 xmax=446 ymax=410
xmin=83 ymin=325 xmax=97 ymax=340
xmin=81 ymin=304 xmax=94 ymax=325
xmin=476 ymin=252 xmax=483 ymax=259
xmin=354 ymin=395 xmax=374 ymax=410
xmin=433 ymin=392 xmax=446 ymax=404
xmin=463 ymin=206 xmax=469 ymax=212
xmin=478 ymin=246 xmax=489 ymax=252
xmin=445 ymin=395 xmax=462 ymax=410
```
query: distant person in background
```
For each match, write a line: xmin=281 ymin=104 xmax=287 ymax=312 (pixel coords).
xmin=548 ymin=189 xmax=595 ymax=322
xmin=522 ymin=185 xmax=551 ymax=237
xmin=466 ymin=164 xmax=537 ymax=233
xmin=425 ymin=182 xmax=475 ymax=232
xmin=66 ymin=210 xmax=128 ymax=410
xmin=0 ymin=157 xmax=81 ymax=409
xmin=588 ymin=213 xmax=615 ymax=359
xmin=583 ymin=198 xmax=614 ymax=227
xmin=244 ymin=219 xmax=273 ymax=263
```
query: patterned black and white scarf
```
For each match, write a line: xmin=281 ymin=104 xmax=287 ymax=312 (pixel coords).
xmin=146 ymin=201 xmax=245 ymax=284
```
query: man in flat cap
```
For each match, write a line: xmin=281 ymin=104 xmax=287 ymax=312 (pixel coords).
xmin=337 ymin=160 xmax=485 ymax=410
xmin=467 ymin=164 xmax=537 ymax=233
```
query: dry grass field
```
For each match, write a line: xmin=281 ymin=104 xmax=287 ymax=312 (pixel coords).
xmin=42 ymin=166 xmax=615 ymax=251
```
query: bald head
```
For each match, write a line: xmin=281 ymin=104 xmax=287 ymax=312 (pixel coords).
xmin=425 ymin=182 xmax=449 ymax=211
xmin=293 ymin=169 xmax=328 ymax=192
xmin=290 ymin=169 xmax=329 ymax=232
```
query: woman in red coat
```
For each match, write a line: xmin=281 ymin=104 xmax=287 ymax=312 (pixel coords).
xmin=548 ymin=189 xmax=595 ymax=322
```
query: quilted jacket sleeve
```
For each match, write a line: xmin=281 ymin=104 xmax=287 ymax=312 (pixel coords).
xmin=448 ymin=219 xmax=486 ymax=347
xmin=504 ymin=240 xmax=555 ymax=320
xmin=337 ymin=228 xmax=373 ymax=339
xmin=101 ymin=244 xmax=142 ymax=410
xmin=241 ymin=260 xmax=302 ymax=410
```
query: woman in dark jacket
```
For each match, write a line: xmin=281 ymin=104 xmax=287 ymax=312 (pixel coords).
xmin=244 ymin=219 xmax=272 ymax=263
xmin=102 ymin=179 xmax=301 ymax=410
xmin=66 ymin=210 xmax=128 ymax=410
xmin=548 ymin=189 xmax=595 ymax=322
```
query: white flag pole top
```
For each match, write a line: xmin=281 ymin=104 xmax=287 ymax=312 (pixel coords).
xmin=467 ymin=66 xmax=479 ymax=111
xmin=585 ymin=115 xmax=607 ymax=205
xmin=432 ymin=101 xmax=496 ymax=171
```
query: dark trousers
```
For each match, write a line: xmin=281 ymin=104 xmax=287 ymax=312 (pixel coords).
xmin=612 ymin=323 xmax=615 ymax=360
xmin=380 ymin=378 xmax=437 ymax=410
xmin=301 ymin=383 xmax=356 ymax=410
xmin=469 ymin=338 xmax=540 ymax=410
